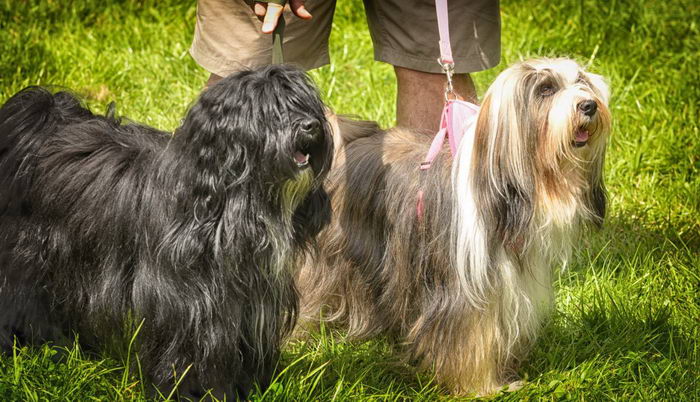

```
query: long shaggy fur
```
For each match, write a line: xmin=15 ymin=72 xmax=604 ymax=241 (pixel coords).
xmin=0 ymin=65 xmax=333 ymax=399
xmin=297 ymin=58 xmax=611 ymax=395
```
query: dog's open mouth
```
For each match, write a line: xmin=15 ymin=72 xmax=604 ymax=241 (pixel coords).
xmin=294 ymin=150 xmax=310 ymax=167
xmin=573 ymin=126 xmax=590 ymax=148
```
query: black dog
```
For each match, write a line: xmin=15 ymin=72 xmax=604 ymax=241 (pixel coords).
xmin=0 ymin=65 xmax=332 ymax=399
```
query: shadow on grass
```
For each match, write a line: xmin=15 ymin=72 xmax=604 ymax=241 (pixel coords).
xmin=529 ymin=298 xmax=695 ymax=369
xmin=516 ymin=214 xmax=699 ymax=399
xmin=520 ymin=299 xmax=698 ymax=399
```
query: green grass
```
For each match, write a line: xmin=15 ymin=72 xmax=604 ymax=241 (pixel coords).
xmin=1 ymin=0 xmax=698 ymax=400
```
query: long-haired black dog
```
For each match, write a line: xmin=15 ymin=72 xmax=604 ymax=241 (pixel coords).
xmin=0 ymin=65 xmax=332 ymax=399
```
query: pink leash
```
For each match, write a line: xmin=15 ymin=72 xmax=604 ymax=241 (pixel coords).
xmin=435 ymin=0 xmax=454 ymax=65
xmin=417 ymin=0 xmax=480 ymax=220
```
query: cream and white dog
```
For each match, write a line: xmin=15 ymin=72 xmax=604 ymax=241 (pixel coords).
xmin=298 ymin=58 xmax=611 ymax=395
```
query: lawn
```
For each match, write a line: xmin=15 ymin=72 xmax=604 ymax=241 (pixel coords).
xmin=1 ymin=0 xmax=698 ymax=400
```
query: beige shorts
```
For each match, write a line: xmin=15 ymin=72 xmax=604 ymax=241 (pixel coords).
xmin=190 ymin=0 xmax=500 ymax=76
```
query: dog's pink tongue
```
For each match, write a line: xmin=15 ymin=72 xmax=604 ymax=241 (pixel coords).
xmin=575 ymin=129 xmax=590 ymax=143
xmin=294 ymin=151 xmax=309 ymax=165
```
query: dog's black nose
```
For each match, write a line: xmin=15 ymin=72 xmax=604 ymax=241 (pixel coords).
xmin=578 ymin=100 xmax=597 ymax=117
xmin=300 ymin=119 xmax=321 ymax=136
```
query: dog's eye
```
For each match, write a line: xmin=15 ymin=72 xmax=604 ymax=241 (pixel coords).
xmin=539 ymin=84 xmax=555 ymax=97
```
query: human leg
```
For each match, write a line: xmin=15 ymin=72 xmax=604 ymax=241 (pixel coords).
xmin=191 ymin=0 xmax=336 ymax=86
xmin=364 ymin=0 xmax=501 ymax=131
xmin=395 ymin=67 xmax=477 ymax=132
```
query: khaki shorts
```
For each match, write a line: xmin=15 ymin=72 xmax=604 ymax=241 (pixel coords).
xmin=190 ymin=0 xmax=500 ymax=76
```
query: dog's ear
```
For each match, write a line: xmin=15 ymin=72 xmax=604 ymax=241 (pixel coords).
xmin=470 ymin=92 xmax=535 ymax=254
xmin=165 ymin=85 xmax=258 ymax=266
xmin=586 ymin=72 xmax=610 ymax=229
xmin=585 ymin=149 xmax=607 ymax=229
xmin=335 ymin=115 xmax=381 ymax=147
xmin=292 ymin=186 xmax=331 ymax=245
xmin=589 ymin=179 xmax=607 ymax=228
xmin=177 ymin=85 xmax=254 ymax=187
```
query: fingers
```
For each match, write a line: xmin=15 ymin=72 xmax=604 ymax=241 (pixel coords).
xmin=254 ymin=1 xmax=312 ymax=34
xmin=253 ymin=2 xmax=267 ymax=17
xmin=261 ymin=3 xmax=284 ymax=33
xmin=290 ymin=0 xmax=312 ymax=19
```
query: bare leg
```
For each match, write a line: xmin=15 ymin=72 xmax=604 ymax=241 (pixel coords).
xmin=206 ymin=73 xmax=224 ymax=88
xmin=394 ymin=66 xmax=477 ymax=133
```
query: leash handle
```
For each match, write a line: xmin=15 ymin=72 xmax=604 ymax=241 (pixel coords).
xmin=272 ymin=16 xmax=285 ymax=64
xmin=259 ymin=0 xmax=286 ymax=64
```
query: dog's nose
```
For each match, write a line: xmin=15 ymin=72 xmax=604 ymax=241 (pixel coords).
xmin=299 ymin=119 xmax=322 ymax=141
xmin=300 ymin=119 xmax=320 ymax=133
xmin=577 ymin=100 xmax=597 ymax=117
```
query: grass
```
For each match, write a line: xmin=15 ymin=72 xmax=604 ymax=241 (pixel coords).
xmin=1 ymin=0 xmax=698 ymax=400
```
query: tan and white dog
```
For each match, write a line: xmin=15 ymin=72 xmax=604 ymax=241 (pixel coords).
xmin=297 ymin=58 xmax=611 ymax=395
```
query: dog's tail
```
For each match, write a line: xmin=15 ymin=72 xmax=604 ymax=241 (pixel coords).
xmin=328 ymin=114 xmax=381 ymax=149
xmin=0 ymin=87 xmax=92 ymax=214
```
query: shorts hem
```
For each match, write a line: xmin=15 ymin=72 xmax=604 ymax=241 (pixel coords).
xmin=373 ymin=45 xmax=501 ymax=74
xmin=190 ymin=43 xmax=331 ymax=76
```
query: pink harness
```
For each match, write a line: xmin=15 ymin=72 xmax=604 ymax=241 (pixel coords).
xmin=419 ymin=100 xmax=479 ymax=171
xmin=416 ymin=0 xmax=480 ymax=219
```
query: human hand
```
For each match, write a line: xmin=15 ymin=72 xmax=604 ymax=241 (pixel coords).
xmin=252 ymin=0 xmax=312 ymax=34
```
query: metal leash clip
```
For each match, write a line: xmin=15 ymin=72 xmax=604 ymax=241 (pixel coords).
xmin=438 ymin=58 xmax=457 ymax=101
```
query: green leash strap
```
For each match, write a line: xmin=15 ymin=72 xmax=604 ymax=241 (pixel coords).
xmin=272 ymin=16 xmax=285 ymax=64
xmin=259 ymin=0 xmax=286 ymax=64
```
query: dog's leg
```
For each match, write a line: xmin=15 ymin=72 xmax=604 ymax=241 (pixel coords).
xmin=410 ymin=255 xmax=552 ymax=395
xmin=0 ymin=225 xmax=69 ymax=353
xmin=297 ymin=246 xmax=387 ymax=340
xmin=0 ymin=294 xmax=67 ymax=352
xmin=407 ymin=303 xmax=514 ymax=396
xmin=0 ymin=273 xmax=68 ymax=353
